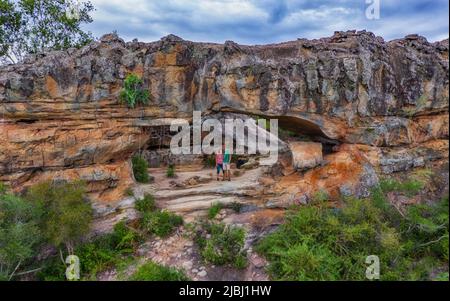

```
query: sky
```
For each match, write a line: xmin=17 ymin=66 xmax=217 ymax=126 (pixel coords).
xmin=83 ymin=0 xmax=449 ymax=45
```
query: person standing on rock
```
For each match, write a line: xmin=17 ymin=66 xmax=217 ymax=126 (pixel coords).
xmin=223 ymin=146 xmax=232 ymax=181
xmin=215 ymin=150 xmax=224 ymax=181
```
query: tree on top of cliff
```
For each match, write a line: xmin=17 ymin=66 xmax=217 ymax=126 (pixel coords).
xmin=0 ymin=0 xmax=94 ymax=64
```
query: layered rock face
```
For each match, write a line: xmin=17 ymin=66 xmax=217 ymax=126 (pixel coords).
xmin=0 ymin=30 xmax=448 ymax=203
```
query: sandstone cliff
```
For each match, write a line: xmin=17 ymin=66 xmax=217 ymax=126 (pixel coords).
xmin=0 ymin=30 xmax=448 ymax=204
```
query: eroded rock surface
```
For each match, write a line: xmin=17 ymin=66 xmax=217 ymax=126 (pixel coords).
xmin=0 ymin=30 xmax=448 ymax=205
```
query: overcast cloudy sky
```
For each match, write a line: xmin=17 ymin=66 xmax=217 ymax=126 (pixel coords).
xmin=82 ymin=0 xmax=449 ymax=45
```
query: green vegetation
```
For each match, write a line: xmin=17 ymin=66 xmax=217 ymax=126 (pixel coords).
xmin=135 ymin=194 xmax=183 ymax=238
xmin=195 ymin=222 xmax=247 ymax=269
xmin=1 ymin=180 xmax=94 ymax=280
xmin=0 ymin=0 xmax=94 ymax=64
xmin=207 ymin=202 xmax=223 ymax=219
xmin=132 ymin=155 xmax=150 ymax=183
xmin=25 ymin=181 xmax=92 ymax=252
xmin=119 ymin=74 xmax=149 ymax=108
xmin=135 ymin=194 xmax=156 ymax=213
xmin=166 ymin=164 xmax=176 ymax=178
xmin=37 ymin=220 xmax=142 ymax=280
xmin=0 ymin=185 xmax=41 ymax=280
xmin=130 ymin=262 xmax=189 ymax=281
xmin=141 ymin=210 xmax=183 ymax=238
xmin=256 ymin=177 xmax=449 ymax=281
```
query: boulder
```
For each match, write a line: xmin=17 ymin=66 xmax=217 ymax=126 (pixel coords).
xmin=289 ymin=142 xmax=323 ymax=171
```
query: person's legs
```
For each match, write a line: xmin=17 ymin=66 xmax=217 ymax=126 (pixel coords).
xmin=216 ymin=164 xmax=222 ymax=181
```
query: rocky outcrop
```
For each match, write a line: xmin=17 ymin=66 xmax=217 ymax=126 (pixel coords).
xmin=0 ymin=31 xmax=448 ymax=203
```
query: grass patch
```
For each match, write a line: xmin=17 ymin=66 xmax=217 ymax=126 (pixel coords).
xmin=130 ymin=262 xmax=189 ymax=281
xmin=195 ymin=222 xmax=247 ymax=269
xmin=207 ymin=202 xmax=223 ymax=219
xmin=135 ymin=194 xmax=156 ymax=213
xmin=141 ymin=211 xmax=183 ymax=238
xmin=135 ymin=194 xmax=183 ymax=238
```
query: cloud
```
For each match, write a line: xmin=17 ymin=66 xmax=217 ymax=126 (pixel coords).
xmin=82 ymin=0 xmax=449 ymax=44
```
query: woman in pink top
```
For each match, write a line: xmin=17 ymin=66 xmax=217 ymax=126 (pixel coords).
xmin=215 ymin=151 xmax=224 ymax=181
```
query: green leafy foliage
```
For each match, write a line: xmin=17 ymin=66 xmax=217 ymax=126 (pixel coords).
xmin=119 ymin=74 xmax=149 ymax=108
xmin=0 ymin=0 xmax=94 ymax=64
xmin=166 ymin=164 xmax=176 ymax=178
xmin=141 ymin=210 xmax=183 ymax=238
xmin=37 ymin=220 xmax=142 ymax=280
xmin=195 ymin=222 xmax=247 ymax=269
xmin=0 ymin=189 xmax=42 ymax=280
xmin=130 ymin=261 xmax=189 ymax=281
xmin=207 ymin=202 xmax=222 ymax=219
xmin=256 ymin=180 xmax=449 ymax=280
xmin=25 ymin=180 xmax=92 ymax=249
xmin=135 ymin=194 xmax=156 ymax=213
xmin=135 ymin=193 xmax=183 ymax=238
xmin=132 ymin=155 xmax=149 ymax=183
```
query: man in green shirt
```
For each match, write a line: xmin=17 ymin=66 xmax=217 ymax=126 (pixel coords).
xmin=223 ymin=146 xmax=231 ymax=181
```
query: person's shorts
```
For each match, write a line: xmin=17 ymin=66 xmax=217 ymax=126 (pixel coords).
xmin=216 ymin=164 xmax=223 ymax=173
xmin=223 ymin=162 xmax=230 ymax=171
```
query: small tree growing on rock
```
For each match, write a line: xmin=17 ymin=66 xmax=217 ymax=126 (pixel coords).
xmin=119 ymin=74 xmax=150 ymax=108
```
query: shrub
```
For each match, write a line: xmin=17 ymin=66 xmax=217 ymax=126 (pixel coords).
xmin=256 ymin=185 xmax=449 ymax=280
xmin=135 ymin=194 xmax=156 ymax=213
xmin=195 ymin=222 xmax=247 ymax=269
xmin=0 ymin=192 xmax=42 ymax=280
xmin=141 ymin=210 xmax=183 ymax=238
xmin=78 ymin=222 xmax=140 ymax=279
xmin=166 ymin=164 xmax=176 ymax=178
xmin=207 ymin=202 xmax=223 ymax=219
xmin=130 ymin=262 xmax=189 ymax=281
xmin=36 ymin=258 xmax=66 ymax=281
xmin=25 ymin=180 xmax=92 ymax=251
xmin=119 ymin=74 xmax=149 ymax=108
xmin=132 ymin=155 xmax=149 ymax=183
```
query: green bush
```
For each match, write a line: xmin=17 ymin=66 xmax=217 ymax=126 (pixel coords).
xmin=141 ymin=210 xmax=183 ymax=238
xmin=135 ymin=194 xmax=156 ymax=213
xmin=36 ymin=258 xmax=66 ymax=281
xmin=207 ymin=202 xmax=223 ymax=219
xmin=132 ymin=155 xmax=150 ymax=183
xmin=166 ymin=164 xmax=176 ymax=178
xmin=119 ymin=74 xmax=150 ymax=108
xmin=0 ymin=191 xmax=42 ymax=280
xmin=37 ymin=220 xmax=142 ymax=280
xmin=195 ymin=222 xmax=247 ymax=269
xmin=130 ymin=262 xmax=189 ymax=281
xmin=256 ymin=184 xmax=449 ymax=280
xmin=25 ymin=180 xmax=92 ymax=250
xmin=82 ymin=223 xmax=138 ymax=279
